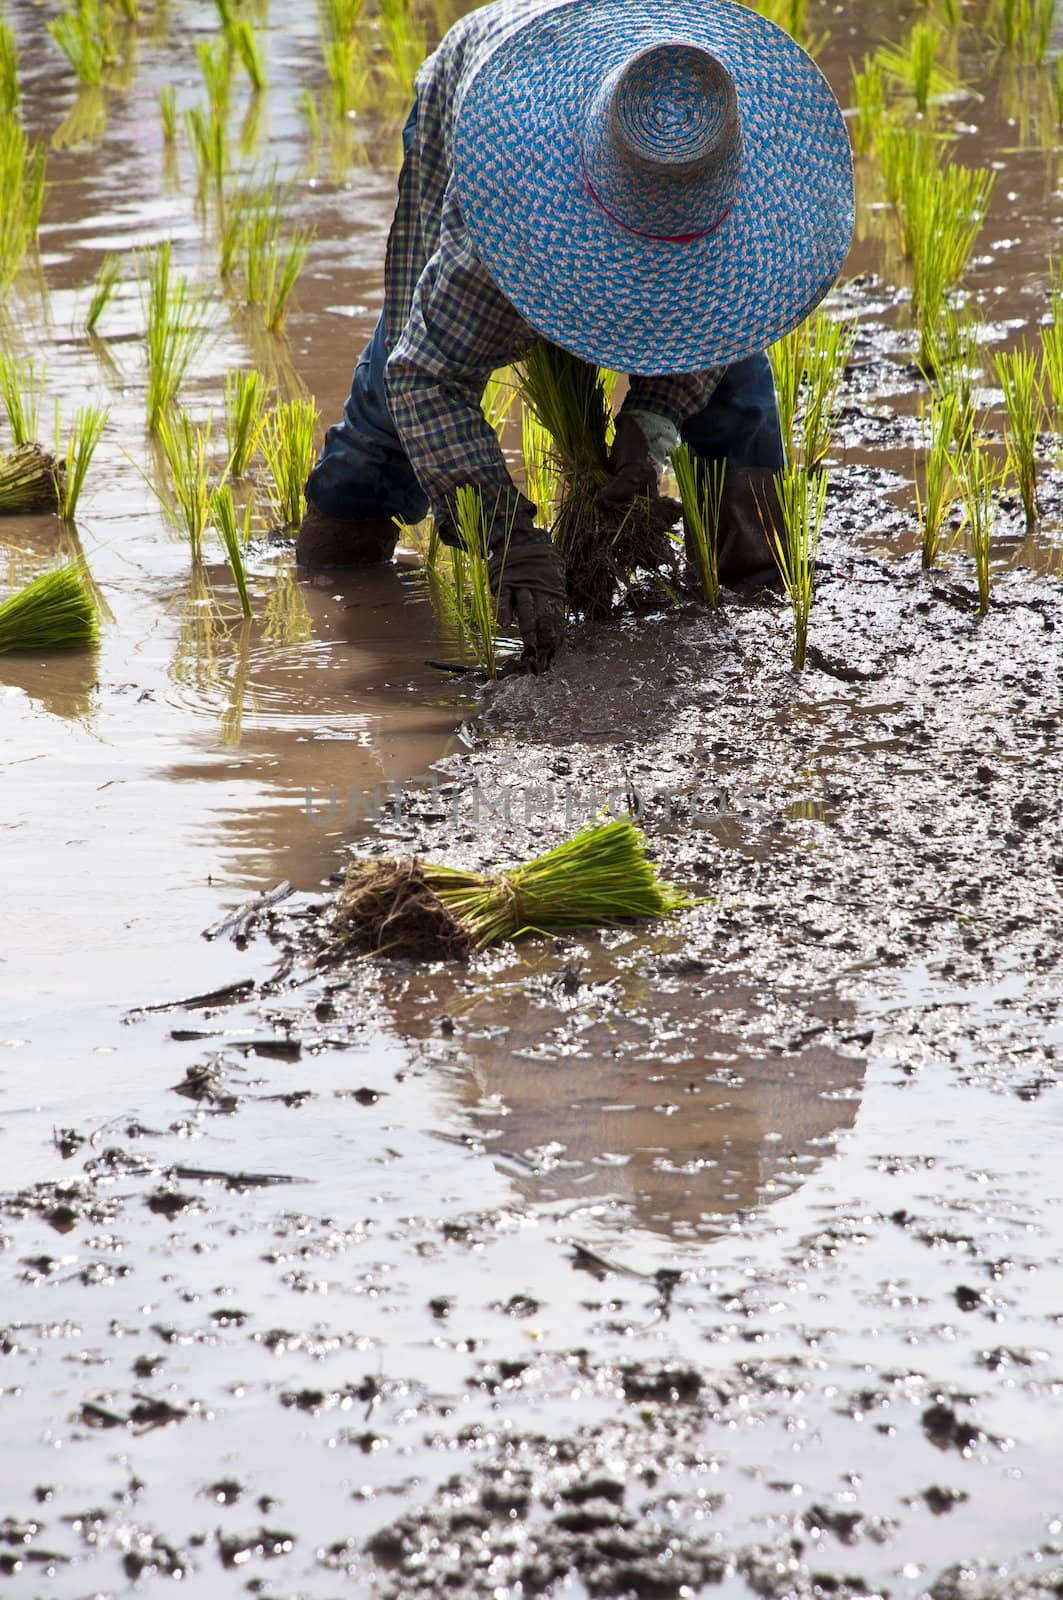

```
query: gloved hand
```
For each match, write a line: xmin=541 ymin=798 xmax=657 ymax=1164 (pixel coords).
xmin=596 ymin=413 xmax=658 ymax=510
xmin=487 ymin=521 xmax=567 ymax=672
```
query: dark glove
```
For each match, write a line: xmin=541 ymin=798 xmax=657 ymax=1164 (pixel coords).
xmin=713 ymin=466 xmax=784 ymax=584
xmin=596 ymin=413 xmax=658 ymax=510
xmin=487 ymin=522 xmax=567 ymax=672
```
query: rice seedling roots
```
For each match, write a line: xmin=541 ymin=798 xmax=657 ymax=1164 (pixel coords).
xmin=330 ymin=858 xmax=474 ymax=962
xmin=0 ymin=443 xmax=61 ymax=513
xmin=561 ymin=491 xmax=681 ymax=619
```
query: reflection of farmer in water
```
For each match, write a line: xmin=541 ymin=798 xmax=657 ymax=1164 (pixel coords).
xmin=300 ymin=0 xmax=853 ymax=671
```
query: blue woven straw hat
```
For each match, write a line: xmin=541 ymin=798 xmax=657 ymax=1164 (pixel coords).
xmin=451 ymin=0 xmax=854 ymax=374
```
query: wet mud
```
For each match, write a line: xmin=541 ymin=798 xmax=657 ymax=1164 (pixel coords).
xmin=3 ymin=0 xmax=1063 ymax=1596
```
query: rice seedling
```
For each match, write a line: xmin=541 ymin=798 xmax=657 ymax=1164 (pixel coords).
xmin=0 ymin=564 xmax=98 ymax=653
xmin=768 ymin=322 xmax=805 ymax=469
xmin=0 ymin=443 xmax=60 ymax=513
xmin=47 ymin=0 xmax=111 ymax=86
xmin=0 ymin=352 xmax=45 ymax=447
xmin=185 ymin=104 xmax=228 ymax=203
xmin=232 ymin=18 xmax=267 ymax=92
xmin=333 ymin=815 xmax=691 ymax=959
xmin=766 ymin=466 xmax=828 ymax=670
xmin=1042 ymin=307 xmax=1063 ymax=443
xmin=956 ymin=443 xmax=1001 ymax=613
xmin=671 ymin=443 xmax=725 ymax=606
xmin=210 ymin=484 xmax=253 ymax=617
xmin=319 ymin=0 xmax=363 ymax=41
xmin=849 ymin=55 xmax=887 ymax=157
xmin=993 ymin=343 xmax=1045 ymax=529
xmin=800 ymin=313 xmax=856 ymax=468
xmin=225 ymin=368 xmax=269 ymax=476
xmin=482 ymin=370 xmax=516 ymax=439
xmin=915 ymin=392 xmax=969 ymax=569
xmin=263 ymin=231 xmax=311 ymax=331
xmin=1 ymin=11 xmax=19 ymax=114
xmin=921 ymin=303 xmax=983 ymax=439
xmin=141 ymin=241 xmax=210 ymax=431
xmin=875 ymin=21 xmax=960 ymax=115
xmin=196 ymin=37 xmax=232 ymax=118
xmin=323 ymin=38 xmax=368 ymax=117
xmin=898 ymin=158 xmax=996 ymax=367
xmin=299 ymin=88 xmax=321 ymax=149
xmin=57 ymin=403 xmax=107 ymax=521
xmin=377 ymin=0 xmax=426 ymax=99
xmin=447 ymin=484 xmax=519 ymax=678
xmin=521 ymin=403 xmax=559 ymax=528
xmin=990 ymin=0 xmax=1060 ymax=59
xmin=0 ymin=117 xmax=47 ymax=294
xmin=156 ymin=406 xmax=213 ymax=559
xmin=158 ymin=83 xmax=177 ymax=143
xmin=260 ymin=397 xmax=318 ymax=527
xmin=85 ymin=252 xmax=122 ymax=334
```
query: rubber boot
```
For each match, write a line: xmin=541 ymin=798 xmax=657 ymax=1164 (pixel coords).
xmin=296 ymin=502 xmax=399 ymax=569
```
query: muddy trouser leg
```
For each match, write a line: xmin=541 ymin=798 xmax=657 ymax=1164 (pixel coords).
xmin=678 ymin=352 xmax=785 ymax=580
xmin=304 ymin=104 xmax=428 ymax=527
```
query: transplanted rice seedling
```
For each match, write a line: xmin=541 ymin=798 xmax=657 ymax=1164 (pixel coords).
xmin=671 ymin=442 xmax=725 ymax=606
xmin=0 ymin=117 xmax=46 ymax=294
xmin=446 ymin=484 xmax=519 ymax=678
xmin=0 ymin=352 xmax=44 ymax=447
xmin=377 ymin=0 xmax=426 ymax=98
xmin=240 ymin=192 xmax=311 ymax=327
xmin=260 ymin=397 xmax=318 ymax=527
xmin=916 ymin=392 xmax=970 ymax=569
xmin=185 ymin=104 xmax=228 ymax=204
xmin=333 ymin=815 xmax=691 ymax=958
xmin=210 ymin=483 xmax=253 ymax=618
xmin=158 ymin=84 xmax=177 ymax=143
xmin=85 ymin=252 xmax=122 ymax=334
xmin=319 ymin=0 xmax=366 ymax=116
xmin=263 ymin=232 xmax=311 ymax=331
xmin=225 ymin=367 xmax=269 ymax=476
xmin=990 ymin=0 xmax=1059 ymax=60
xmin=768 ymin=322 xmax=805 ymax=469
xmin=48 ymin=0 xmax=112 ymax=86
xmin=481 ymin=370 xmax=516 ymax=438
xmin=849 ymin=55 xmax=887 ymax=157
xmin=921 ymin=303 xmax=983 ymax=440
xmin=800 ymin=313 xmax=856 ymax=468
xmin=767 ymin=466 xmax=828 ymax=670
xmin=141 ymin=241 xmax=210 ymax=431
xmin=196 ymin=37 xmax=232 ymax=118
xmin=0 ymin=564 xmax=98 ymax=653
xmin=57 ymin=403 xmax=107 ymax=521
xmin=993 ymin=343 xmax=1045 ymax=529
xmin=1 ymin=11 xmax=19 ymax=113
xmin=1042 ymin=304 xmax=1063 ymax=443
xmin=875 ymin=21 xmax=961 ymax=115
xmin=957 ymin=443 xmax=1001 ymax=613
xmin=156 ymin=406 xmax=213 ymax=560
xmin=0 ymin=443 xmax=60 ymax=512
xmin=899 ymin=157 xmax=996 ymax=367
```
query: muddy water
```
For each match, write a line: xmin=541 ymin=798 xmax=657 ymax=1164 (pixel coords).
xmin=2 ymin=1 xmax=1063 ymax=1595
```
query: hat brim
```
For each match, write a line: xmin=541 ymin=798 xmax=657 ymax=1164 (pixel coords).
xmin=452 ymin=0 xmax=854 ymax=374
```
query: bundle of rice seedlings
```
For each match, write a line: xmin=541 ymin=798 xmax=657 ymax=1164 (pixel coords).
xmin=331 ymin=816 xmax=691 ymax=960
xmin=517 ymin=342 xmax=679 ymax=618
xmin=0 ymin=442 xmax=60 ymax=513
xmin=0 ymin=563 xmax=98 ymax=653
xmin=521 ymin=403 xmax=559 ymax=527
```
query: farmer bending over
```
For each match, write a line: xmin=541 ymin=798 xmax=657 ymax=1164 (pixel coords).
xmin=299 ymin=0 xmax=853 ymax=670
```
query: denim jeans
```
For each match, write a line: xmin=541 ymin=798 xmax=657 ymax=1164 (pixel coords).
xmin=305 ymin=111 xmax=785 ymax=522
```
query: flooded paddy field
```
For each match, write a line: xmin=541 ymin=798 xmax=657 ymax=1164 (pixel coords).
xmin=1 ymin=0 xmax=1062 ymax=1596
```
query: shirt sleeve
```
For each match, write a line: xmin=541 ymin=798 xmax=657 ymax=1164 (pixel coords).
xmin=622 ymin=369 xmax=725 ymax=431
xmin=384 ymin=181 xmax=531 ymax=530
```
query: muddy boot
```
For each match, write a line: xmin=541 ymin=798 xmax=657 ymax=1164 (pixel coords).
xmin=296 ymin=502 xmax=399 ymax=569
xmin=691 ymin=466 xmax=782 ymax=586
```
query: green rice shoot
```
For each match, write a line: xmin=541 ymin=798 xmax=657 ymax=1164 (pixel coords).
xmin=874 ymin=21 xmax=961 ymax=114
xmin=993 ymin=342 xmax=1045 ymax=529
xmin=1042 ymin=302 xmax=1063 ymax=444
xmin=672 ymin=442 xmax=724 ymax=606
xmin=224 ymin=368 xmax=269 ymax=477
xmin=0 ymin=116 xmax=46 ymax=294
xmin=916 ymin=392 xmax=968 ymax=569
xmin=85 ymin=252 xmax=122 ymax=334
xmin=800 ymin=312 xmax=856 ymax=468
xmin=521 ymin=403 xmax=559 ymax=527
xmin=1 ymin=11 xmax=19 ymax=114
xmin=0 ymin=351 xmax=45 ymax=447
xmin=156 ymin=406 xmax=213 ymax=560
xmin=58 ymin=403 xmax=107 ymax=521
xmin=211 ymin=483 xmax=253 ymax=618
xmin=767 ymin=466 xmax=828 ymax=670
xmin=377 ymin=0 xmax=425 ymax=98
xmin=449 ymin=484 xmax=515 ymax=678
xmin=260 ymin=397 xmax=318 ymax=528
xmin=0 ymin=563 xmax=98 ymax=654
xmin=141 ymin=241 xmax=210 ymax=431
xmin=48 ymin=0 xmax=111 ymax=87
xmin=158 ymin=83 xmax=177 ymax=143
xmin=957 ymin=442 xmax=1001 ymax=614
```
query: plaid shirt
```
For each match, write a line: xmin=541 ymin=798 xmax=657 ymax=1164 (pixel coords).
xmin=383 ymin=0 xmax=723 ymax=522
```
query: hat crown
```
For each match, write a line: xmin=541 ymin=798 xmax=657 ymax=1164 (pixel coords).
xmin=582 ymin=43 xmax=744 ymax=241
